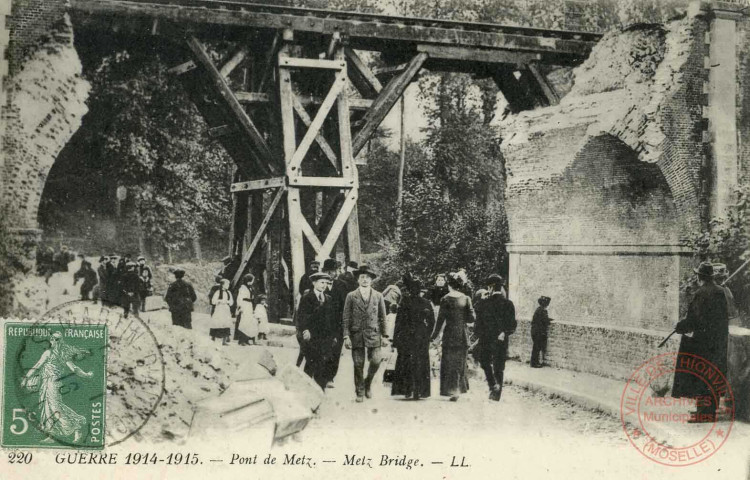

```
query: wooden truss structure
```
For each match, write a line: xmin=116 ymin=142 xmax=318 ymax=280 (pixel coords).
xmin=70 ymin=0 xmax=601 ymax=320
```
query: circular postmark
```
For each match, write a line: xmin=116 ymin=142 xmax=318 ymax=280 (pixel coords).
xmin=620 ymin=352 xmax=734 ymax=467
xmin=9 ymin=301 xmax=165 ymax=447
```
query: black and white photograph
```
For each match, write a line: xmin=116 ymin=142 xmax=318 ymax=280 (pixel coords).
xmin=0 ymin=0 xmax=750 ymax=478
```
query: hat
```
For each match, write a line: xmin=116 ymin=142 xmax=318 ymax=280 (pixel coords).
xmin=486 ymin=274 xmax=504 ymax=286
xmin=348 ymin=261 xmax=359 ymax=269
xmin=173 ymin=268 xmax=186 ymax=278
xmin=402 ymin=272 xmax=423 ymax=293
xmin=712 ymin=263 xmax=728 ymax=278
xmin=539 ymin=296 xmax=551 ymax=307
xmin=126 ymin=261 xmax=137 ymax=267
xmin=354 ymin=265 xmax=377 ymax=279
xmin=310 ymin=260 xmax=321 ymax=266
xmin=694 ymin=262 xmax=714 ymax=277
xmin=99 ymin=256 xmax=107 ymax=262
xmin=137 ymin=256 xmax=146 ymax=261
xmin=310 ymin=272 xmax=331 ymax=282
xmin=243 ymin=273 xmax=255 ymax=284
xmin=322 ymin=258 xmax=337 ymax=272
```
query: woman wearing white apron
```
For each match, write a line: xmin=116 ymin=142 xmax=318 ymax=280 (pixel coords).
xmin=236 ymin=274 xmax=257 ymax=345
xmin=210 ymin=279 xmax=234 ymax=345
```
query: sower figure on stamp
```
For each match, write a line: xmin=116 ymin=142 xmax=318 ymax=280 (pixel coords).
xmin=530 ymin=296 xmax=553 ymax=368
xmin=672 ymin=262 xmax=730 ymax=423
xmin=164 ymin=268 xmax=197 ymax=329
xmin=475 ymin=274 xmax=517 ymax=401
xmin=343 ymin=265 xmax=389 ymax=402
xmin=297 ymin=272 xmax=337 ymax=390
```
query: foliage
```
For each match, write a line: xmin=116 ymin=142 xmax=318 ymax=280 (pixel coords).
xmin=77 ymin=48 xmax=234 ymax=254
xmin=358 ymin=140 xmax=400 ymax=248
xmin=687 ymin=187 xmax=750 ymax=319
xmin=379 ymin=73 xmax=509 ymax=288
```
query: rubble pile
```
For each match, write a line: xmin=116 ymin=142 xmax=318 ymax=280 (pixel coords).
xmin=107 ymin=319 xmax=240 ymax=443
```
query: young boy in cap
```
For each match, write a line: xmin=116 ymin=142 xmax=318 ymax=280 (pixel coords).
xmin=530 ymin=296 xmax=553 ymax=368
xmin=297 ymin=271 xmax=337 ymax=390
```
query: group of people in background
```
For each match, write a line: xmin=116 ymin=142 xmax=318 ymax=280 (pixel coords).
xmin=95 ymin=253 xmax=154 ymax=317
xmin=204 ymin=273 xmax=269 ymax=346
xmin=36 ymin=246 xmax=155 ymax=318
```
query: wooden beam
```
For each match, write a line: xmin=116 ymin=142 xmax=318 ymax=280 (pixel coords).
xmin=318 ymin=189 xmax=358 ymax=262
xmin=289 ymin=177 xmax=357 ymax=188
xmin=292 ymin=96 xmax=338 ymax=171
xmin=527 ymin=64 xmax=560 ymax=106
xmin=300 ymin=217 xmax=323 ymax=254
xmin=219 ymin=45 xmax=249 ymax=78
xmin=373 ymin=62 xmax=408 ymax=78
xmin=231 ymin=177 xmax=286 ymax=192
xmin=207 ymin=124 xmax=237 ymax=139
xmin=336 ymin=46 xmax=356 ymax=180
xmin=417 ymin=44 xmax=541 ymax=65
xmin=352 ymin=52 xmax=428 ymax=156
xmin=168 ymin=60 xmax=196 ymax=75
xmin=288 ymin=69 xmax=347 ymax=173
xmin=257 ymin=31 xmax=280 ymax=93
xmin=345 ymin=203 xmax=362 ymax=264
xmin=187 ymin=36 xmax=278 ymax=174
xmin=326 ymin=32 xmax=341 ymax=59
xmin=279 ymin=56 xmax=346 ymax=70
xmin=344 ymin=47 xmax=383 ymax=98
xmin=231 ymin=186 xmax=286 ymax=288
xmin=236 ymin=91 xmax=373 ymax=110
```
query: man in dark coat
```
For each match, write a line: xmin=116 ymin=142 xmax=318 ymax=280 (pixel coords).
xmin=73 ymin=259 xmax=98 ymax=301
xmin=672 ymin=262 xmax=730 ymax=422
xmin=530 ymin=296 xmax=553 ymax=368
xmin=97 ymin=256 xmax=109 ymax=304
xmin=120 ymin=262 xmax=141 ymax=318
xmin=164 ymin=268 xmax=197 ymax=329
xmin=322 ymin=259 xmax=349 ymax=388
xmin=53 ymin=246 xmax=73 ymax=273
xmin=343 ymin=265 xmax=389 ymax=402
xmin=105 ymin=254 xmax=119 ymax=306
xmin=475 ymin=273 xmax=517 ymax=401
xmin=296 ymin=272 xmax=337 ymax=390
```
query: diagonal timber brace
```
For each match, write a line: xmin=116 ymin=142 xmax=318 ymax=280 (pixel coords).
xmin=352 ymin=52 xmax=428 ymax=156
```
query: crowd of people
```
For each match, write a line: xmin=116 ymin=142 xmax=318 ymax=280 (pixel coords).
xmin=290 ymin=259 xmax=550 ymax=404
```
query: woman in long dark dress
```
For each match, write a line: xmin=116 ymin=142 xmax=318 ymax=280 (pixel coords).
xmin=391 ymin=274 xmax=435 ymax=400
xmin=431 ymin=273 xmax=475 ymax=401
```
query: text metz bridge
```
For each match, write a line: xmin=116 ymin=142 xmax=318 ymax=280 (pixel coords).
xmin=70 ymin=0 xmax=602 ymax=318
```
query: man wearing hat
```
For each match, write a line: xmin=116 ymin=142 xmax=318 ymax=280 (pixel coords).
xmin=474 ymin=274 xmax=517 ymax=401
xmin=97 ymin=256 xmax=110 ymax=305
xmin=296 ymin=271 xmax=337 ymax=390
xmin=164 ymin=268 xmax=197 ymax=329
xmin=322 ymin=258 xmax=349 ymax=387
xmin=120 ymin=261 xmax=142 ymax=318
xmin=530 ymin=296 xmax=553 ymax=368
xmin=342 ymin=265 xmax=389 ymax=402
xmin=299 ymin=260 xmax=321 ymax=297
xmin=672 ymin=262 xmax=730 ymax=422
xmin=339 ymin=260 xmax=359 ymax=292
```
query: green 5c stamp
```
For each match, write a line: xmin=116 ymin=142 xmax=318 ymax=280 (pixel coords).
xmin=2 ymin=323 xmax=107 ymax=449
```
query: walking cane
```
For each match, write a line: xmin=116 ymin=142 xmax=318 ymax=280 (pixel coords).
xmin=658 ymin=258 xmax=750 ymax=348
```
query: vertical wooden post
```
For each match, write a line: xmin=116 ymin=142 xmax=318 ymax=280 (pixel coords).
xmin=278 ymin=28 xmax=305 ymax=302
xmin=335 ymin=42 xmax=362 ymax=264
xmin=249 ymin=191 xmax=264 ymax=291
xmin=397 ymin=96 xmax=406 ymax=239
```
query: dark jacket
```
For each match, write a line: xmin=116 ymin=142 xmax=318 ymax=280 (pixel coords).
xmin=165 ymin=279 xmax=197 ymax=313
xmin=296 ymin=290 xmax=337 ymax=354
xmin=338 ymin=272 xmax=358 ymax=292
xmin=531 ymin=306 xmax=551 ymax=337
xmin=393 ymin=295 xmax=435 ymax=349
xmin=342 ymin=288 xmax=388 ymax=348
xmin=672 ymin=282 xmax=729 ymax=399
xmin=74 ymin=263 xmax=98 ymax=289
xmin=326 ymin=277 xmax=349 ymax=337
xmin=475 ymin=292 xmax=516 ymax=344
xmin=120 ymin=270 xmax=141 ymax=295
xmin=432 ymin=294 xmax=475 ymax=348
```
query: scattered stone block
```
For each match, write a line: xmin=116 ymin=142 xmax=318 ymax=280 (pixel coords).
xmin=277 ymin=364 xmax=325 ymax=413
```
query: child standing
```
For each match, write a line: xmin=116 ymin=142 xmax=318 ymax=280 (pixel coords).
xmin=530 ymin=296 xmax=553 ymax=368
xmin=255 ymin=294 xmax=269 ymax=342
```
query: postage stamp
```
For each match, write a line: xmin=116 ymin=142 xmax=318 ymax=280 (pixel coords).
xmin=620 ymin=352 xmax=735 ymax=467
xmin=2 ymin=322 xmax=108 ymax=449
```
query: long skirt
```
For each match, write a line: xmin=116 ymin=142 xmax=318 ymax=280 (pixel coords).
xmin=391 ymin=344 xmax=432 ymax=399
xmin=440 ymin=346 xmax=469 ymax=397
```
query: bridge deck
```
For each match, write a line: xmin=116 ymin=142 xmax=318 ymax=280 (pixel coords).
xmin=70 ymin=0 xmax=601 ymax=62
